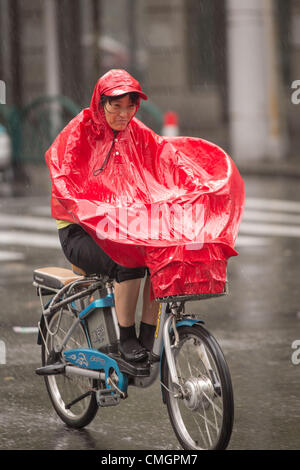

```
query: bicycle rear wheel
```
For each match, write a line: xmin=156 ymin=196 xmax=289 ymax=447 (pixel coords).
xmin=41 ymin=309 xmax=98 ymax=428
xmin=161 ymin=324 xmax=234 ymax=450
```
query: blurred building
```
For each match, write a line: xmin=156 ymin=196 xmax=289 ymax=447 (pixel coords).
xmin=0 ymin=0 xmax=299 ymax=164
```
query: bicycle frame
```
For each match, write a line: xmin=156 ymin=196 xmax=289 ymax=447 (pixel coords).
xmin=35 ymin=276 xmax=204 ymax=399
xmin=34 ymin=269 xmax=234 ymax=450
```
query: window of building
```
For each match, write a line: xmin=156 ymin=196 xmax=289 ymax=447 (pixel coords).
xmin=185 ymin=0 xmax=226 ymax=89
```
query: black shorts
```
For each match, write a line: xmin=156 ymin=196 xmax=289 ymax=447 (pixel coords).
xmin=58 ymin=224 xmax=147 ymax=283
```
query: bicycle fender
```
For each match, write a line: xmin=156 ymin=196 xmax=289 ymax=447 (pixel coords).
xmin=176 ymin=318 xmax=204 ymax=328
xmin=159 ymin=317 xmax=204 ymax=361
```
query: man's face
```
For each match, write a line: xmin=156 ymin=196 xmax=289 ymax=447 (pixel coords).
xmin=103 ymin=94 xmax=137 ymax=131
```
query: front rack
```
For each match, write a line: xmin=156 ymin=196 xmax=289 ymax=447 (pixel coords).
xmin=155 ymin=282 xmax=228 ymax=303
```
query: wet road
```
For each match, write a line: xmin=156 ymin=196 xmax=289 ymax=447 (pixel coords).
xmin=1 ymin=174 xmax=300 ymax=450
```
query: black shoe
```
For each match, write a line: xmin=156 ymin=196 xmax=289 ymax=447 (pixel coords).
xmin=119 ymin=339 xmax=148 ymax=363
xmin=118 ymin=323 xmax=148 ymax=363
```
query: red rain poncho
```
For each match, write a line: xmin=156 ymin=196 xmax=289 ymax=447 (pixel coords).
xmin=46 ymin=69 xmax=245 ymax=300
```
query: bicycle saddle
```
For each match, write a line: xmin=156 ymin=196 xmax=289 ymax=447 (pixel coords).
xmin=33 ymin=267 xmax=84 ymax=290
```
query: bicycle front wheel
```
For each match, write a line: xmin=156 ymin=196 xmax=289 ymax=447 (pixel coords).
xmin=161 ymin=324 xmax=234 ymax=450
xmin=41 ymin=309 xmax=98 ymax=428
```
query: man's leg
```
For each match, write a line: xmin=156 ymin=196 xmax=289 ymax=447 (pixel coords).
xmin=141 ymin=274 xmax=159 ymax=325
xmin=139 ymin=274 xmax=159 ymax=351
xmin=114 ymin=275 xmax=159 ymax=326
xmin=114 ymin=278 xmax=141 ymax=326
xmin=58 ymin=224 xmax=148 ymax=361
xmin=114 ymin=278 xmax=148 ymax=362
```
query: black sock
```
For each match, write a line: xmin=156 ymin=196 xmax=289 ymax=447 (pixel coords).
xmin=118 ymin=324 xmax=143 ymax=353
xmin=138 ymin=321 xmax=156 ymax=351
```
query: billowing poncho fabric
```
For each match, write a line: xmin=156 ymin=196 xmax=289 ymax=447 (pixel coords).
xmin=46 ymin=69 xmax=245 ymax=300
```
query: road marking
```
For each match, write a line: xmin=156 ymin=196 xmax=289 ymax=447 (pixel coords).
xmin=0 ymin=214 xmax=56 ymax=231
xmin=31 ymin=206 xmax=51 ymax=216
xmin=13 ymin=326 xmax=38 ymax=334
xmin=0 ymin=229 xmax=268 ymax=249
xmin=0 ymin=231 xmax=60 ymax=248
xmin=246 ymin=197 xmax=300 ymax=213
xmin=0 ymin=250 xmax=25 ymax=261
xmin=242 ymin=209 xmax=300 ymax=224
xmin=240 ymin=197 xmax=300 ymax=242
xmin=235 ymin=236 xmax=270 ymax=247
xmin=239 ymin=222 xmax=300 ymax=238
xmin=1 ymin=196 xmax=300 ymax=252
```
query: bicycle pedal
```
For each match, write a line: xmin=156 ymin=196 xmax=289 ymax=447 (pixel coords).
xmin=35 ymin=362 xmax=65 ymax=376
xmin=96 ymin=389 xmax=120 ymax=407
xmin=109 ymin=353 xmax=151 ymax=377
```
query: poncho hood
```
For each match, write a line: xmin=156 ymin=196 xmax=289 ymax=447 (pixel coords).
xmin=46 ymin=69 xmax=245 ymax=300
xmin=89 ymin=69 xmax=147 ymax=130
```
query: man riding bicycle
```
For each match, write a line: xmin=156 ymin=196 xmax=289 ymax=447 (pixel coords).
xmin=46 ymin=70 xmax=158 ymax=363
xmin=45 ymin=69 xmax=244 ymax=365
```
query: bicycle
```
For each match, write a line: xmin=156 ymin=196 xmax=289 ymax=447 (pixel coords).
xmin=33 ymin=265 xmax=234 ymax=450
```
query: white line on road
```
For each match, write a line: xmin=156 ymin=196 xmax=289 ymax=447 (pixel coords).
xmin=0 ymin=228 xmax=268 ymax=249
xmin=239 ymin=222 xmax=300 ymax=237
xmin=2 ymin=195 xmax=300 ymax=250
xmin=235 ymin=236 xmax=270 ymax=247
xmin=31 ymin=206 xmax=51 ymax=216
xmin=13 ymin=326 xmax=39 ymax=334
xmin=242 ymin=209 xmax=300 ymax=224
xmin=0 ymin=214 xmax=56 ymax=231
xmin=0 ymin=231 xmax=60 ymax=248
xmin=246 ymin=197 xmax=300 ymax=213
xmin=0 ymin=250 xmax=25 ymax=261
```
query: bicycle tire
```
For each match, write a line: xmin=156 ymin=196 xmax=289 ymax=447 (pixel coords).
xmin=161 ymin=324 xmax=234 ymax=450
xmin=41 ymin=309 xmax=99 ymax=429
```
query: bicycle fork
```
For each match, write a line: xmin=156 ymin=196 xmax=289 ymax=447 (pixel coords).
xmin=153 ymin=302 xmax=204 ymax=398
xmin=153 ymin=303 xmax=184 ymax=397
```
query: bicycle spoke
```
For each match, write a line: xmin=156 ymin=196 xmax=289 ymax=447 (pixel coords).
xmin=192 ymin=415 xmax=208 ymax=448
xmin=42 ymin=309 xmax=98 ymax=426
xmin=202 ymin=405 xmax=213 ymax=447
xmin=196 ymin=408 xmax=219 ymax=433
xmin=164 ymin=325 xmax=233 ymax=450
xmin=201 ymin=390 xmax=223 ymax=416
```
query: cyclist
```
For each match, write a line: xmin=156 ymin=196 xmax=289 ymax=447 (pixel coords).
xmin=46 ymin=69 xmax=158 ymax=363
xmin=46 ymin=69 xmax=244 ymax=365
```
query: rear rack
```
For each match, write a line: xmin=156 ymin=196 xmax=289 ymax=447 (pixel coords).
xmin=33 ymin=266 xmax=110 ymax=316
